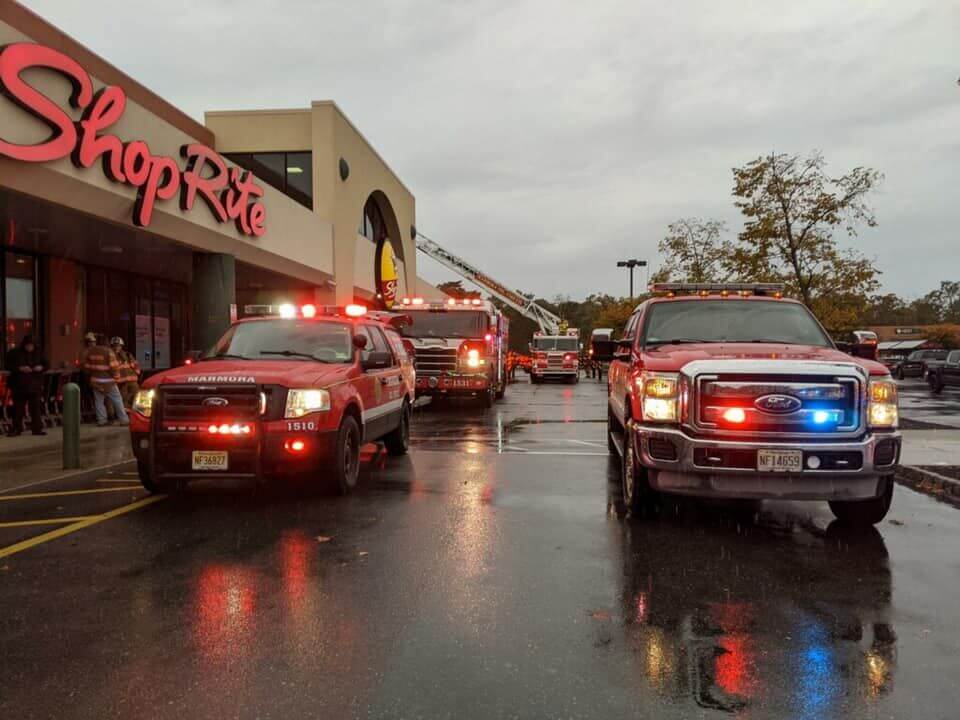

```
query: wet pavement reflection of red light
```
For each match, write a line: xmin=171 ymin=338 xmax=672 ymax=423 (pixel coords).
xmin=194 ymin=565 xmax=259 ymax=661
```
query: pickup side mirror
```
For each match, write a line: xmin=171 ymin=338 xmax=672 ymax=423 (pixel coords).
xmin=362 ymin=351 xmax=392 ymax=371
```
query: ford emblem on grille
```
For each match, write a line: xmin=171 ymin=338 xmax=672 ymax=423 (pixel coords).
xmin=754 ymin=394 xmax=801 ymax=414
xmin=203 ymin=397 xmax=230 ymax=408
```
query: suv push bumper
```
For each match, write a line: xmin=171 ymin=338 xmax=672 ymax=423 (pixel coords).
xmin=131 ymin=429 xmax=339 ymax=481
xmin=632 ymin=424 xmax=900 ymax=501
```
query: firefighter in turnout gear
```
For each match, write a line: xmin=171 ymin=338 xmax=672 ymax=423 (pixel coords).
xmin=111 ymin=336 xmax=141 ymax=407
xmin=81 ymin=332 xmax=129 ymax=426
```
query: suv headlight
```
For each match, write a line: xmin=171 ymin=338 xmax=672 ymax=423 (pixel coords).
xmin=867 ymin=378 xmax=898 ymax=428
xmin=636 ymin=372 xmax=680 ymax=423
xmin=285 ymin=389 xmax=331 ymax=418
xmin=132 ymin=389 xmax=155 ymax=418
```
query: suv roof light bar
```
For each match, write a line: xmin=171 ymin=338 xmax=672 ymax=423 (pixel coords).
xmin=649 ymin=282 xmax=786 ymax=297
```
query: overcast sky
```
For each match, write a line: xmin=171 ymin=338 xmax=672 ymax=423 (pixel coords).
xmin=24 ymin=0 xmax=960 ymax=301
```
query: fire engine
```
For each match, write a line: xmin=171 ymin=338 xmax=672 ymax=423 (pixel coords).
xmin=530 ymin=328 xmax=581 ymax=384
xmin=397 ymin=297 xmax=508 ymax=408
xmin=129 ymin=303 xmax=415 ymax=494
xmin=606 ymin=283 xmax=900 ymax=526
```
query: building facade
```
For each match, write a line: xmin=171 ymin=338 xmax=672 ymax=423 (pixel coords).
xmin=0 ymin=1 xmax=435 ymax=372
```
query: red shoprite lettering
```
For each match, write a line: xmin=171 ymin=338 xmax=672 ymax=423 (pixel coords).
xmin=0 ymin=43 xmax=265 ymax=236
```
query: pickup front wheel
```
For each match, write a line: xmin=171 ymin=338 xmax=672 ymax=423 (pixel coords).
xmin=828 ymin=479 xmax=894 ymax=526
xmin=622 ymin=420 xmax=655 ymax=516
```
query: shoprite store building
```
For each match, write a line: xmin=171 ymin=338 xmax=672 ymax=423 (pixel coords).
xmin=0 ymin=1 xmax=437 ymax=372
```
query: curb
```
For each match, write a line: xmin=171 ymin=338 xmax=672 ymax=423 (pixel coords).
xmin=896 ymin=465 xmax=960 ymax=508
xmin=0 ymin=458 xmax=136 ymax=495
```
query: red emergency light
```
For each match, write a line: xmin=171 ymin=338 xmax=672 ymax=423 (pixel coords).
xmin=208 ymin=423 xmax=253 ymax=435
xmin=284 ymin=438 xmax=307 ymax=454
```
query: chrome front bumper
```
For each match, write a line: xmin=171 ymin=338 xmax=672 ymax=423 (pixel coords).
xmin=633 ymin=424 xmax=900 ymax=501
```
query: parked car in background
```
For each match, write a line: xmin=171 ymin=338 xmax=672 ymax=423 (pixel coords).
xmin=927 ymin=350 xmax=960 ymax=393
xmin=898 ymin=349 xmax=948 ymax=380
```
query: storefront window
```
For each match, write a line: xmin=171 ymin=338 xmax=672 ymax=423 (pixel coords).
xmin=4 ymin=252 xmax=37 ymax=354
xmin=225 ymin=152 xmax=313 ymax=210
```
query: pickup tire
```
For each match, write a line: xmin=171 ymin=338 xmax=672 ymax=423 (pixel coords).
xmin=828 ymin=479 xmax=894 ymax=526
xmin=333 ymin=415 xmax=361 ymax=495
xmin=607 ymin=409 xmax=618 ymax=454
xmin=622 ymin=419 xmax=656 ymax=516
xmin=929 ymin=374 xmax=944 ymax=394
xmin=383 ymin=401 xmax=411 ymax=456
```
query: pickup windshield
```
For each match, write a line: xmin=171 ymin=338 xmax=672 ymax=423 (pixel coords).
xmin=401 ymin=310 xmax=488 ymax=339
xmin=907 ymin=350 xmax=947 ymax=361
xmin=532 ymin=337 xmax=579 ymax=351
xmin=205 ymin=319 xmax=354 ymax=363
xmin=641 ymin=299 xmax=832 ymax=348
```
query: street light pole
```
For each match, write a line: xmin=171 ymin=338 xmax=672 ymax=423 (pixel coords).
xmin=616 ymin=259 xmax=647 ymax=300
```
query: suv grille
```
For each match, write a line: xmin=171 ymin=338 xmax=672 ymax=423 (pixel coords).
xmin=693 ymin=374 xmax=861 ymax=437
xmin=414 ymin=347 xmax=458 ymax=376
xmin=159 ymin=385 xmax=261 ymax=425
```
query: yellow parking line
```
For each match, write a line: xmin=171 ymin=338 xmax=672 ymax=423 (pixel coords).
xmin=0 ymin=517 xmax=97 ymax=528
xmin=0 ymin=495 xmax=165 ymax=559
xmin=0 ymin=486 xmax=143 ymax=502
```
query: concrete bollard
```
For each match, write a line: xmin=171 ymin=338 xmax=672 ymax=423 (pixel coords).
xmin=62 ymin=382 xmax=81 ymax=469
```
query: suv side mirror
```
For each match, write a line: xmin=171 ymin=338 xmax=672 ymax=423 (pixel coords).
xmin=353 ymin=334 xmax=368 ymax=350
xmin=362 ymin=351 xmax=392 ymax=371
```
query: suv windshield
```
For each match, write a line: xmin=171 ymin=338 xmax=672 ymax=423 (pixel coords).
xmin=532 ymin=337 xmax=579 ymax=351
xmin=401 ymin=310 xmax=487 ymax=339
xmin=641 ymin=299 xmax=832 ymax=347
xmin=908 ymin=350 xmax=947 ymax=361
xmin=206 ymin=319 xmax=354 ymax=362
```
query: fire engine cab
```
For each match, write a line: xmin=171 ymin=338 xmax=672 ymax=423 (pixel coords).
xmin=607 ymin=283 xmax=900 ymax=526
xmin=530 ymin=328 xmax=581 ymax=384
xmin=129 ymin=303 xmax=415 ymax=494
xmin=397 ymin=297 xmax=508 ymax=408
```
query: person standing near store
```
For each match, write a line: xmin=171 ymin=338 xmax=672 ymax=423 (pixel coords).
xmin=4 ymin=334 xmax=48 ymax=436
xmin=81 ymin=332 xmax=129 ymax=426
xmin=111 ymin=337 xmax=141 ymax=407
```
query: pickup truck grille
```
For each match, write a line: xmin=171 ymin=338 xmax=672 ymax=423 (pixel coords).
xmin=414 ymin=347 xmax=458 ymax=376
xmin=692 ymin=374 xmax=862 ymax=437
xmin=158 ymin=385 xmax=261 ymax=425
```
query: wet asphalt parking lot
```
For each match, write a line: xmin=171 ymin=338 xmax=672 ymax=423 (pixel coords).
xmin=2 ymin=379 xmax=960 ymax=719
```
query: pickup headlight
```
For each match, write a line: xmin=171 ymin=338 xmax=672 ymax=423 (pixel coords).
xmin=867 ymin=378 xmax=898 ymax=428
xmin=636 ymin=372 xmax=680 ymax=423
xmin=285 ymin=389 xmax=331 ymax=418
xmin=132 ymin=389 xmax=155 ymax=418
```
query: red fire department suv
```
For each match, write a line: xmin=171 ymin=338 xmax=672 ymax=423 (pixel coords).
xmin=607 ymin=284 xmax=901 ymax=526
xmin=129 ymin=304 xmax=415 ymax=494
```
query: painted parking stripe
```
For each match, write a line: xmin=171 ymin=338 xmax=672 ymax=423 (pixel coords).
xmin=0 ymin=486 xmax=144 ymax=502
xmin=0 ymin=495 xmax=165 ymax=559
xmin=0 ymin=517 xmax=97 ymax=528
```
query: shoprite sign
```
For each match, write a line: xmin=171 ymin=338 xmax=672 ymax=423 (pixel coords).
xmin=0 ymin=43 xmax=265 ymax=237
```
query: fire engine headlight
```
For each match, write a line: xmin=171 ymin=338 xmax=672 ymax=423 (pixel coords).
xmin=461 ymin=348 xmax=484 ymax=370
xmin=636 ymin=372 xmax=680 ymax=423
xmin=132 ymin=389 xmax=155 ymax=418
xmin=867 ymin=378 xmax=898 ymax=428
xmin=285 ymin=389 xmax=331 ymax=418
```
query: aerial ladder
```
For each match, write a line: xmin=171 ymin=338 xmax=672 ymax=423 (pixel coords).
xmin=415 ymin=232 xmax=562 ymax=334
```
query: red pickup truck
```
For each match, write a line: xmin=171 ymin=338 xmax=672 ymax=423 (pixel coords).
xmin=129 ymin=304 xmax=415 ymax=494
xmin=607 ymin=284 xmax=900 ymax=526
